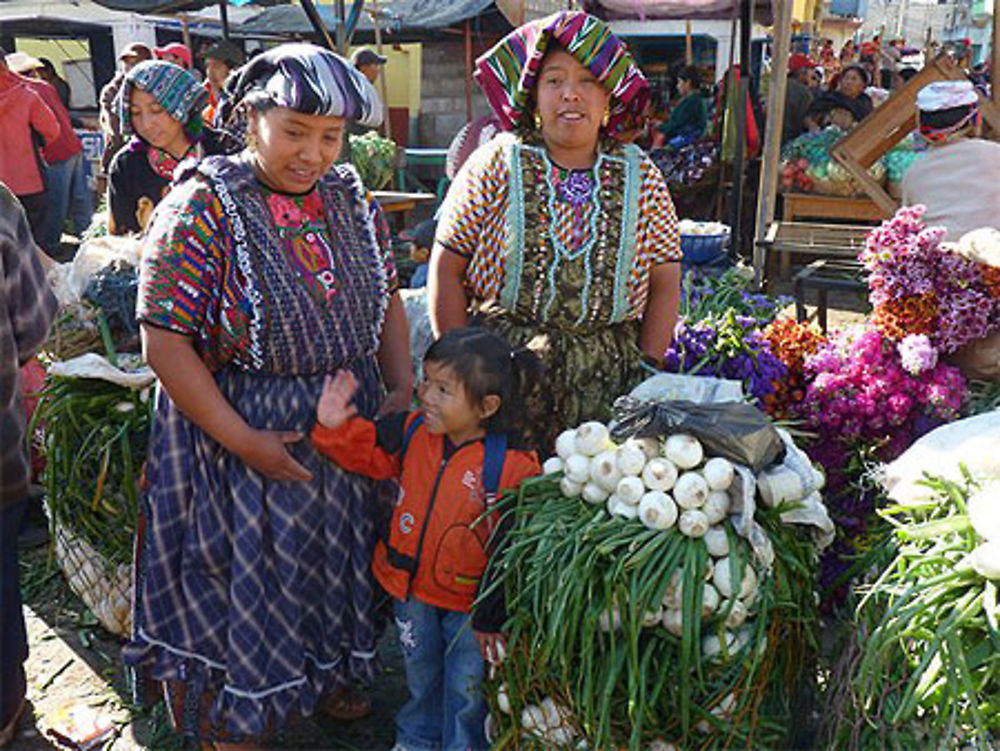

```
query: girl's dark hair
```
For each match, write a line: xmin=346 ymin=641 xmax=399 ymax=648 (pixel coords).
xmin=840 ymin=63 xmax=871 ymax=87
xmin=423 ymin=327 xmax=541 ymax=433
xmin=678 ymin=65 xmax=700 ymax=86
xmin=919 ymin=103 xmax=976 ymax=130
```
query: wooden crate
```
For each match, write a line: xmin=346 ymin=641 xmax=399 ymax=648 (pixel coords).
xmin=782 ymin=193 xmax=889 ymax=223
xmin=831 ymin=53 xmax=1000 ymax=214
xmin=760 ymin=220 xmax=872 ymax=285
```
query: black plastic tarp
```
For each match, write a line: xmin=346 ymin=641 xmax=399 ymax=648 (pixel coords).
xmin=240 ymin=0 xmax=501 ymax=37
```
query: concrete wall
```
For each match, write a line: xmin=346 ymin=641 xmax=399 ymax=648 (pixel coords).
xmin=417 ymin=39 xmax=493 ymax=147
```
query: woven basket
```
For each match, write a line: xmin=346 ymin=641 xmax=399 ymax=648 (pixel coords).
xmin=51 ymin=517 xmax=132 ymax=637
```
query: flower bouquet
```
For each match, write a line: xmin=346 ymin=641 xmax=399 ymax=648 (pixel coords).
xmin=664 ymin=309 xmax=787 ymax=406
xmin=759 ymin=318 xmax=826 ymax=420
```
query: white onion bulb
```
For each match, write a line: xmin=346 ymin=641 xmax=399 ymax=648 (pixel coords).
xmin=664 ymin=433 xmax=704 ymax=469
xmin=702 ymin=491 xmax=730 ymax=524
xmin=638 ymin=491 xmax=678 ymax=531
xmin=674 ymin=472 xmax=709 ymax=509
xmin=542 ymin=456 xmax=564 ymax=475
xmin=678 ymin=509 xmax=710 ymax=538
xmin=590 ymin=450 xmax=622 ymax=492
xmin=702 ymin=457 xmax=734 ymax=491
xmin=616 ymin=476 xmax=646 ymax=506
xmin=564 ymin=454 xmax=590 ymax=483
xmin=642 ymin=457 xmax=678 ymax=492
xmin=555 ymin=429 xmax=578 ymax=460
xmin=575 ymin=421 xmax=610 ymax=456
xmin=615 ymin=441 xmax=648 ymax=476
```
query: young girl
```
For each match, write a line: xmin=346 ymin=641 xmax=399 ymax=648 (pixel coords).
xmin=312 ymin=327 xmax=541 ymax=751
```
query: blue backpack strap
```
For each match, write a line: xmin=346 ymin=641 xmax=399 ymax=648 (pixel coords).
xmin=482 ymin=432 xmax=508 ymax=500
xmin=400 ymin=413 xmax=424 ymax=464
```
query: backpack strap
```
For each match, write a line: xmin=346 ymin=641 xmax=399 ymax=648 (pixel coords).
xmin=482 ymin=432 xmax=508 ymax=499
xmin=399 ymin=413 xmax=424 ymax=464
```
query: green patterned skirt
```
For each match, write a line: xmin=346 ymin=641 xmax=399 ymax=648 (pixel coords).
xmin=473 ymin=304 xmax=645 ymax=454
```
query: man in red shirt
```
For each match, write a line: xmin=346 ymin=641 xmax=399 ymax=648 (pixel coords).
xmin=7 ymin=52 xmax=92 ymax=256
xmin=0 ymin=50 xmax=60 ymax=248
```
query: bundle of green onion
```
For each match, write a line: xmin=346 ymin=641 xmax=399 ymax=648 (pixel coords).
xmin=480 ymin=473 xmax=820 ymax=750
xmin=32 ymin=373 xmax=153 ymax=565
xmin=852 ymin=473 xmax=1000 ymax=747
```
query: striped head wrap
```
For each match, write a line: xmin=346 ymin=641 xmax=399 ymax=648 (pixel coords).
xmin=218 ymin=43 xmax=383 ymax=129
xmin=474 ymin=11 xmax=649 ymax=140
xmin=118 ymin=60 xmax=206 ymax=138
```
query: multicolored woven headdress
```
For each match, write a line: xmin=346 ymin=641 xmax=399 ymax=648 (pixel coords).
xmin=219 ymin=43 xmax=383 ymax=128
xmin=117 ymin=60 xmax=206 ymax=138
xmin=474 ymin=11 xmax=649 ymax=140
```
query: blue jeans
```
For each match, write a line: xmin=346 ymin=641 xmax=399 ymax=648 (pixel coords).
xmin=392 ymin=598 xmax=487 ymax=751
xmin=1 ymin=499 xmax=28 ymax=729
xmin=42 ymin=152 xmax=93 ymax=254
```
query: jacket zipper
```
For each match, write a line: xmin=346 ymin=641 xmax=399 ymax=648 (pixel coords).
xmin=404 ymin=437 xmax=481 ymax=599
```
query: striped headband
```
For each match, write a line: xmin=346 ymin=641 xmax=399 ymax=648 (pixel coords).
xmin=474 ymin=11 xmax=649 ymax=140
xmin=219 ymin=43 xmax=383 ymax=128
xmin=118 ymin=60 xmax=207 ymax=137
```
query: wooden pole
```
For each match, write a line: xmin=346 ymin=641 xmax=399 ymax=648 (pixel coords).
xmin=180 ymin=14 xmax=193 ymax=58
xmin=685 ymin=20 xmax=693 ymax=65
xmin=752 ymin=0 xmax=794 ymax=288
xmin=730 ymin=0 xmax=753 ymax=255
xmin=465 ymin=19 xmax=474 ymax=122
xmin=298 ymin=0 xmax=336 ymax=51
xmin=218 ymin=0 xmax=229 ymax=40
xmin=368 ymin=1 xmax=392 ymax=142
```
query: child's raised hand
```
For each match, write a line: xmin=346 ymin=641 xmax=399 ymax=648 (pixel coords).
xmin=316 ymin=370 xmax=359 ymax=429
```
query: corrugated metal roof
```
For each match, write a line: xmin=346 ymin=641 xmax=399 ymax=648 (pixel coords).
xmin=240 ymin=0 xmax=498 ymax=36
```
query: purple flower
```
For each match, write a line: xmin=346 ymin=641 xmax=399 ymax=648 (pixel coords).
xmin=897 ymin=334 xmax=938 ymax=375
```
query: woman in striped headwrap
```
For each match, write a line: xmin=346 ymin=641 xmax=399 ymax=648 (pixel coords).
xmin=429 ymin=10 xmax=682 ymax=454
xmin=123 ymin=44 xmax=412 ymax=749
xmin=107 ymin=60 xmax=233 ymax=235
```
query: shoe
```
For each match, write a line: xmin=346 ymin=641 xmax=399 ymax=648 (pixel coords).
xmin=0 ymin=697 xmax=26 ymax=748
xmin=319 ymin=685 xmax=372 ymax=721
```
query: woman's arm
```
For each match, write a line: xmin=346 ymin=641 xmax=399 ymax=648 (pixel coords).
xmin=428 ymin=245 xmax=470 ymax=338
xmin=377 ymin=291 xmax=414 ymax=415
xmin=142 ymin=324 xmax=312 ymax=482
xmin=638 ymin=263 xmax=682 ymax=365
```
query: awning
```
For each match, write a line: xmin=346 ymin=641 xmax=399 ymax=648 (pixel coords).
xmin=240 ymin=0 xmax=503 ymax=38
xmin=85 ymin=0 xmax=258 ymax=11
xmin=583 ymin=0 xmax=774 ymax=24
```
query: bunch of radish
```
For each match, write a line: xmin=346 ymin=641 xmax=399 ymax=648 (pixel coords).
xmin=545 ymin=421 xmax=737 ymax=540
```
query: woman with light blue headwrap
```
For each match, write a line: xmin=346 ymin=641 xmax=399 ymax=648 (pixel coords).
xmin=123 ymin=44 xmax=412 ymax=749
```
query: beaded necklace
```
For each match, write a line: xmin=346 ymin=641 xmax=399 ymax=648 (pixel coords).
xmin=500 ymin=139 xmax=642 ymax=327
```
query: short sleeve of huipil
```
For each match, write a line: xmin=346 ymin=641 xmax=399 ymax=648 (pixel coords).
xmin=635 ymin=155 xmax=682 ymax=266
xmin=366 ymin=192 xmax=399 ymax=294
xmin=435 ymin=137 xmax=511 ymax=261
xmin=137 ymin=178 xmax=227 ymax=336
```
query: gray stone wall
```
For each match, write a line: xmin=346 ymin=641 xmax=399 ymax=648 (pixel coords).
xmin=416 ymin=40 xmax=493 ymax=147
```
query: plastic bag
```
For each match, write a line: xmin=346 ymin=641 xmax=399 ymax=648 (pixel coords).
xmin=949 ymin=332 xmax=1000 ymax=380
xmin=629 ymin=372 xmax=744 ymax=404
xmin=610 ymin=395 xmax=784 ymax=473
xmin=882 ymin=411 xmax=1000 ymax=503
xmin=48 ymin=353 xmax=154 ymax=390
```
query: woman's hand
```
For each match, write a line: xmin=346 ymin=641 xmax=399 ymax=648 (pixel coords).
xmin=474 ymin=630 xmax=508 ymax=665
xmin=317 ymin=370 xmax=359 ymax=429
xmin=236 ymin=430 xmax=314 ymax=483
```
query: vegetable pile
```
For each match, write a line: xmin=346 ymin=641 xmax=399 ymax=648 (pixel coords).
xmin=481 ymin=417 xmax=825 ymax=749
xmin=780 ymin=127 xmax=886 ymax=197
xmin=844 ymin=474 xmax=1000 ymax=747
xmin=348 ymin=131 xmax=397 ymax=190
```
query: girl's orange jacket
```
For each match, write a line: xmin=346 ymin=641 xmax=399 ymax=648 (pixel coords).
xmin=312 ymin=411 xmax=541 ymax=614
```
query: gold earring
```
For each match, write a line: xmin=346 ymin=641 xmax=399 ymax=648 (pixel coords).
xmin=534 ymin=111 xmax=543 ymax=131
xmin=601 ymin=107 xmax=610 ymax=128
xmin=246 ymin=131 xmax=258 ymax=152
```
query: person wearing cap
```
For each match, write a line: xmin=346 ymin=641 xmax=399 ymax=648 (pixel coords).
xmin=0 ymin=51 xmax=61 ymax=246
xmin=902 ymin=80 xmax=1000 ymax=239
xmin=202 ymin=40 xmax=244 ymax=126
xmin=107 ymin=60 xmax=234 ymax=235
xmin=155 ymin=41 xmax=192 ymax=70
xmin=100 ymin=42 xmax=154 ymax=170
xmin=784 ymin=52 xmax=817 ymax=144
xmin=123 ymin=43 xmax=411 ymax=747
xmin=351 ymin=46 xmax=387 ymax=84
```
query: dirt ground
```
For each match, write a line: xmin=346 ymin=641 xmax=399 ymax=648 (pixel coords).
xmin=10 ymin=266 xmax=868 ymax=751
xmin=13 ymin=545 xmax=408 ymax=751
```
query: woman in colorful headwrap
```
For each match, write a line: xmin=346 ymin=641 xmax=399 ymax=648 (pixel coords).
xmin=429 ymin=11 xmax=682 ymax=453
xmin=107 ymin=60 xmax=232 ymax=235
xmin=902 ymin=80 xmax=1000 ymax=239
xmin=123 ymin=44 xmax=412 ymax=748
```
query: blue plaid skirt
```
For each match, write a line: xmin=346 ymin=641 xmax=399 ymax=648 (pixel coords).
xmin=124 ymin=361 xmax=385 ymax=740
